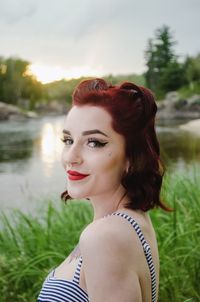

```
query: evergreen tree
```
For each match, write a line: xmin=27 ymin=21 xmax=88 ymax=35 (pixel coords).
xmin=145 ymin=25 xmax=183 ymax=97
xmin=184 ymin=54 xmax=200 ymax=89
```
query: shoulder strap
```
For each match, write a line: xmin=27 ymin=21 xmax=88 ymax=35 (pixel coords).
xmin=111 ymin=212 xmax=157 ymax=302
xmin=73 ymin=256 xmax=83 ymax=284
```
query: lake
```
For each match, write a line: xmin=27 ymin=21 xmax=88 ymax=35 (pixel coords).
xmin=0 ymin=115 xmax=200 ymax=213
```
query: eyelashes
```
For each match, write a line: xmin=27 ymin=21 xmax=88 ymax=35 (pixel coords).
xmin=88 ymin=138 xmax=108 ymax=148
xmin=61 ymin=137 xmax=73 ymax=145
xmin=60 ymin=137 xmax=108 ymax=148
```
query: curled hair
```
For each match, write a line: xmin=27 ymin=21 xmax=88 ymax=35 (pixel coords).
xmin=62 ymin=78 xmax=169 ymax=211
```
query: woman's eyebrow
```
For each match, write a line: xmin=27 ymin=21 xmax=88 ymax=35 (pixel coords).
xmin=82 ymin=129 xmax=109 ymax=137
xmin=62 ymin=129 xmax=109 ymax=137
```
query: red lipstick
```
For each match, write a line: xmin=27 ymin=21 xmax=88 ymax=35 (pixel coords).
xmin=67 ymin=170 xmax=89 ymax=181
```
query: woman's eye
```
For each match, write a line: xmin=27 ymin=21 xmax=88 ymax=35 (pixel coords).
xmin=61 ymin=137 xmax=73 ymax=145
xmin=87 ymin=139 xmax=108 ymax=148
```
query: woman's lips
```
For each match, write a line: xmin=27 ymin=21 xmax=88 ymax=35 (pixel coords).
xmin=67 ymin=170 xmax=90 ymax=181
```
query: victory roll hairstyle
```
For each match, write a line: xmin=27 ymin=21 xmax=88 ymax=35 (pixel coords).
xmin=61 ymin=78 xmax=168 ymax=211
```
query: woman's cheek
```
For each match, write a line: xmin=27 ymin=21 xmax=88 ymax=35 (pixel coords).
xmin=97 ymin=152 xmax=125 ymax=175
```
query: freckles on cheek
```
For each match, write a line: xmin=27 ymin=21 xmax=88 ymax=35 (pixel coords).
xmin=101 ymin=151 xmax=121 ymax=171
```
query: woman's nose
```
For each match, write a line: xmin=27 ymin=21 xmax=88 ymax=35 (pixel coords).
xmin=62 ymin=144 xmax=83 ymax=168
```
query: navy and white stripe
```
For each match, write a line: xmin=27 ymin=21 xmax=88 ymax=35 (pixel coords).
xmin=73 ymin=257 xmax=83 ymax=284
xmin=38 ymin=212 xmax=157 ymax=302
xmin=37 ymin=257 xmax=89 ymax=302
xmin=111 ymin=212 xmax=157 ymax=302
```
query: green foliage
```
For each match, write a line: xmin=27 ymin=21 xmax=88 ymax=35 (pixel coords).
xmin=44 ymin=74 xmax=145 ymax=107
xmin=0 ymin=56 xmax=145 ymax=112
xmin=178 ymin=80 xmax=200 ymax=99
xmin=103 ymin=73 xmax=145 ymax=86
xmin=174 ymin=53 xmax=200 ymax=99
xmin=151 ymin=166 xmax=200 ymax=301
xmin=181 ymin=54 xmax=200 ymax=99
xmin=145 ymin=25 xmax=185 ymax=98
xmin=0 ymin=168 xmax=200 ymax=301
xmin=0 ymin=48 xmax=199 ymax=111
xmin=21 ymin=76 xmax=44 ymax=109
xmin=160 ymin=61 xmax=186 ymax=92
xmin=44 ymin=77 xmax=92 ymax=105
xmin=184 ymin=54 xmax=200 ymax=84
xmin=0 ymin=56 xmax=44 ymax=108
xmin=0 ymin=200 xmax=93 ymax=301
xmin=0 ymin=57 xmax=28 ymax=104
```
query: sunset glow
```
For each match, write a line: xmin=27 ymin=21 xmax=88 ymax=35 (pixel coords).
xmin=28 ymin=63 xmax=104 ymax=84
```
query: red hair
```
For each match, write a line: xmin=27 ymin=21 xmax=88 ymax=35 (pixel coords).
xmin=62 ymin=78 xmax=169 ymax=211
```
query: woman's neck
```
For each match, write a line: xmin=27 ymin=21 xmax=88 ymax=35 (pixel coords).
xmin=88 ymin=185 xmax=129 ymax=220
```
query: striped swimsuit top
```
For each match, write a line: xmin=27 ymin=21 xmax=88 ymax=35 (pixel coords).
xmin=37 ymin=212 xmax=157 ymax=302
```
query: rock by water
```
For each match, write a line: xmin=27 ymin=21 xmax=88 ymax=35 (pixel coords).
xmin=0 ymin=102 xmax=38 ymax=121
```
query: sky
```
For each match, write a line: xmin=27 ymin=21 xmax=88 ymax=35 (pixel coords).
xmin=0 ymin=0 xmax=199 ymax=82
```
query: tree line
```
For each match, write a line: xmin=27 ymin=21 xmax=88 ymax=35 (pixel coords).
xmin=0 ymin=56 xmax=145 ymax=110
xmin=0 ymin=57 xmax=44 ymax=108
xmin=0 ymin=25 xmax=199 ymax=110
xmin=145 ymin=25 xmax=200 ymax=98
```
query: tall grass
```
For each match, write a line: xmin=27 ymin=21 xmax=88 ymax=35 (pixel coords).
xmin=0 ymin=201 xmax=93 ymax=301
xmin=151 ymin=166 xmax=200 ymax=302
xmin=0 ymin=168 xmax=199 ymax=301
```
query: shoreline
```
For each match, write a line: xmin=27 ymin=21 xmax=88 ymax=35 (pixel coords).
xmin=1 ymin=96 xmax=200 ymax=123
xmin=179 ymin=118 xmax=200 ymax=137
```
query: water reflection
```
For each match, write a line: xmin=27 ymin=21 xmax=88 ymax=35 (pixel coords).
xmin=0 ymin=116 xmax=199 ymax=212
xmin=0 ymin=116 xmax=66 ymax=212
xmin=0 ymin=130 xmax=33 ymax=163
xmin=40 ymin=122 xmax=63 ymax=177
xmin=157 ymin=124 xmax=200 ymax=172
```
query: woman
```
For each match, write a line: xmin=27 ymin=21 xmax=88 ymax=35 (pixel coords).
xmin=38 ymin=78 xmax=167 ymax=302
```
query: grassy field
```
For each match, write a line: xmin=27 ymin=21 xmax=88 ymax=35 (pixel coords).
xmin=151 ymin=166 xmax=200 ymax=302
xmin=0 ymin=167 xmax=199 ymax=302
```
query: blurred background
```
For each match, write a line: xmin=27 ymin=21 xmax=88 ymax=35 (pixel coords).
xmin=1 ymin=0 xmax=200 ymax=213
xmin=0 ymin=1 xmax=200 ymax=301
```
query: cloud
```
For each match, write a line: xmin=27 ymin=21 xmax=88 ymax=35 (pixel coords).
xmin=0 ymin=0 xmax=37 ymax=24
xmin=0 ymin=0 xmax=199 ymax=74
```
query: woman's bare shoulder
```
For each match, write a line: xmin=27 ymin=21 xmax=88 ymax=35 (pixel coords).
xmin=80 ymin=214 xmax=130 ymax=244
xmin=79 ymin=214 xmax=142 ymax=262
xmin=79 ymin=215 xmax=143 ymax=302
xmin=80 ymin=215 xmax=123 ymax=246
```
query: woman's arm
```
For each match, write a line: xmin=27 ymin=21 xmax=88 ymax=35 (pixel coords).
xmin=79 ymin=218 xmax=142 ymax=302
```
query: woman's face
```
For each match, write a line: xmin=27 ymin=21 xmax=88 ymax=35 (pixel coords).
xmin=61 ymin=105 xmax=128 ymax=199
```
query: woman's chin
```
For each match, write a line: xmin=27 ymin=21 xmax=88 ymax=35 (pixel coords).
xmin=67 ymin=189 xmax=87 ymax=200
